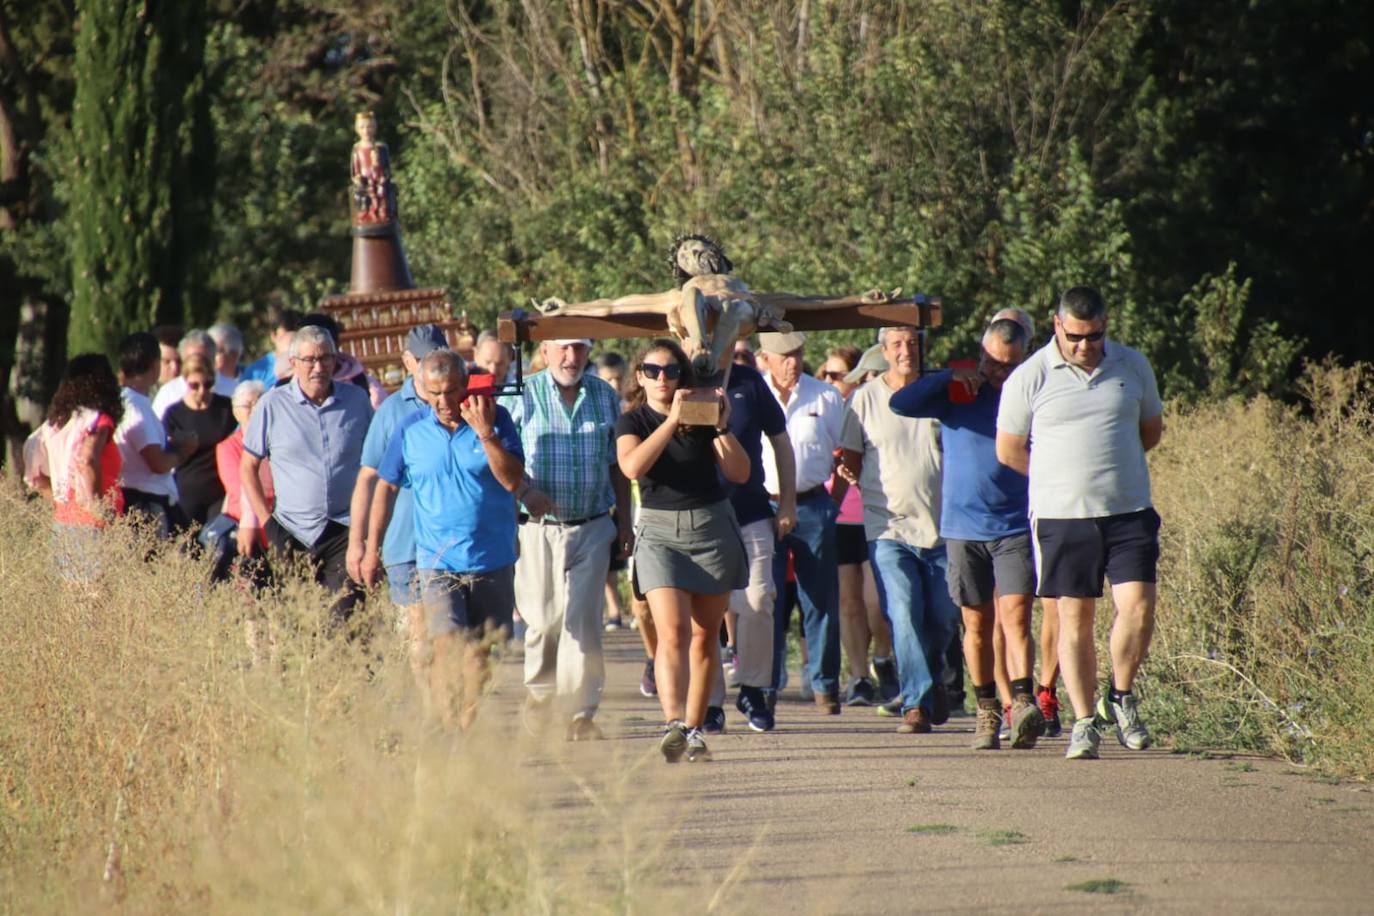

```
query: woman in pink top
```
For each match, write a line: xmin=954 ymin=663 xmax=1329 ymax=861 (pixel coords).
xmin=818 ymin=347 xmax=898 ymax=707
xmin=34 ymin=355 xmax=126 ymax=585
xmin=204 ymin=380 xmax=274 ymax=581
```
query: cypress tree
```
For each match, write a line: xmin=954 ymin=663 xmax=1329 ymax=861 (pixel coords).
xmin=67 ymin=0 xmax=212 ymax=356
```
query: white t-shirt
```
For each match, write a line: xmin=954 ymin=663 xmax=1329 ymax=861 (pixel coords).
xmin=151 ymin=373 xmax=238 ymax=420
xmin=115 ymin=387 xmax=178 ymax=499
xmin=760 ymin=372 xmax=847 ymax=495
xmin=997 ymin=339 xmax=1163 ymax=519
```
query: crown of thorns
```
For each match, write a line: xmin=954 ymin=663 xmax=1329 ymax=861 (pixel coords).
xmin=668 ymin=233 xmax=733 ymax=285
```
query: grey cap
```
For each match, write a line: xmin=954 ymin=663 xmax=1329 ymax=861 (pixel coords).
xmin=405 ymin=323 xmax=449 ymax=358
xmin=758 ymin=330 xmax=808 ymax=355
xmin=844 ymin=344 xmax=888 ymax=386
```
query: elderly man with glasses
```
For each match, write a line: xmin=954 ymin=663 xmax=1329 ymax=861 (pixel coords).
xmin=241 ymin=324 xmax=374 ymax=630
xmin=996 ymin=287 xmax=1165 ymax=760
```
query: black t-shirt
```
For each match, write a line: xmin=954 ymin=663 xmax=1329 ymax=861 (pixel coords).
xmin=164 ymin=394 xmax=237 ymax=524
xmin=615 ymin=405 xmax=725 ymax=510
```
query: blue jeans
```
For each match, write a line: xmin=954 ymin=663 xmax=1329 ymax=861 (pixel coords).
xmin=868 ymin=539 xmax=960 ymax=715
xmin=771 ymin=493 xmax=841 ymax=696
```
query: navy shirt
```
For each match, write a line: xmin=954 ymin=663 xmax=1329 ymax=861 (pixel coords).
xmin=723 ymin=364 xmax=787 ymax=526
xmin=890 ymin=368 xmax=1030 ymax=541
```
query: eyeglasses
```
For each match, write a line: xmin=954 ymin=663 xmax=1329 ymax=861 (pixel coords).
xmin=1061 ymin=329 xmax=1106 ymax=344
xmin=821 ymin=370 xmax=848 ymax=381
xmin=294 ymin=354 xmax=336 ymax=366
xmin=978 ymin=349 xmax=1018 ymax=373
xmin=638 ymin=363 xmax=682 ymax=381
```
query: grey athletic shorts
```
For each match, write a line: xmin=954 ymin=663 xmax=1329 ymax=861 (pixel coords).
xmin=945 ymin=533 xmax=1036 ymax=607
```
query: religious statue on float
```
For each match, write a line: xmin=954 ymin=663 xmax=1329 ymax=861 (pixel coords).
xmin=351 ymin=110 xmax=397 ymax=226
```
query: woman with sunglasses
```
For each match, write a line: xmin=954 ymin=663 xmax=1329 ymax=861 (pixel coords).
xmin=616 ymin=339 xmax=751 ymax=762
xmin=163 ymin=353 xmax=238 ymax=528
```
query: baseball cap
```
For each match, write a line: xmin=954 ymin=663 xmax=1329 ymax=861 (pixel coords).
xmin=405 ymin=323 xmax=449 ymax=358
xmin=757 ymin=331 xmax=808 ymax=355
xmin=843 ymin=344 xmax=888 ymax=386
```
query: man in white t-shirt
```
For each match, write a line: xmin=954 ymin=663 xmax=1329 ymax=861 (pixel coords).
xmin=758 ymin=331 xmax=847 ymax=714
xmin=115 ymin=332 xmax=196 ymax=535
xmin=151 ymin=329 xmax=238 ymax=419
xmin=996 ymin=286 xmax=1164 ymax=760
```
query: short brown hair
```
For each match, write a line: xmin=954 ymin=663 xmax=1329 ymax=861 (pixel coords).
xmin=181 ymin=352 xmax=215 ymax=382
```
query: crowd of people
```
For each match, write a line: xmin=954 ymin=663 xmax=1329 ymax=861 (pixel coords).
xmin=22 ymin=283 xmax=1164 ymax=764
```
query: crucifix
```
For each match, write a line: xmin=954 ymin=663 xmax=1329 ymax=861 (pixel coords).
xmin=497 ymin=235 xmax=943 ymax=423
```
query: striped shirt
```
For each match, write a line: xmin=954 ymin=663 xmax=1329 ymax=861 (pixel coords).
xmin=507 ymin=370 xmax=620 ymax=522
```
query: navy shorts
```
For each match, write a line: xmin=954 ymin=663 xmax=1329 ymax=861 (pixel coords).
xmin=386 ymin=561 xmax=420 ymax=606
xmin=1032 ymin=508 xmax=1161 ymax=598
xmin=419 ymin=565 xmax=516 ymax=638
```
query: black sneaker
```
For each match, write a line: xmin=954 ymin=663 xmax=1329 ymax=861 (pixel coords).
xmin=703 ymin=705 xmax=726 ymax=735
xmin=930 ymin=685 xmax=950 ymax=727
xmin=870 ymin=656 xmax=901 ymax=702
xmin=685 ymin=727 xmax=712 ymax=762
xmin=845 ymin=677 xmax=877 ymax=707
xmin=763 ymin=688 xmax=778 ymax=715
xmin=736 ymin=685 xmax=775 ymax=732
xmin=660 ymin=720 xmax=687 ymax=763
xmin=639 ymin=658 xmax=657 ymax=698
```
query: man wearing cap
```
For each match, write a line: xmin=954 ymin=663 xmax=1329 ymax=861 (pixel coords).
xmin=996 ymin=286 xmax=1164 ymax=760
xmin=758 ymin=330 xmax=847 ymax=714
xmin=349 ymin=324 xmax=445 ymax=706
xmin=838 ymin=326 xmax=959 ymax=735
xmin=509 ymin=338 xmax=632 ymax=741
xmin=241 ymin=324 xmax=373 ymax=629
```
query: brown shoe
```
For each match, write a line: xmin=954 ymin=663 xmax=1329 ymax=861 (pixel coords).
xmin=972 ymin=698 xmax=1002 ymax=750
xmin=1010 ymin=693 xmax=1045 ymax=749
xmin=896 ymin=707 xmax=931 ymax=734
xmin=566 ymin=715 xmax=604 ymax=741
xmin=815 ymin=692 xmax=841 ymax=715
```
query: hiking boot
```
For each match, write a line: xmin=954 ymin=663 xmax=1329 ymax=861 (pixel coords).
xmin=566 ymin=715 xmax=603 ymax=742
xmin=972 ymin=698 xmax=1002 ymax=750
xmin=870 ymin=656 xmax=901 ymax=702
xmin=1096 ymin=692 xmax=1152 ymax=750
xmin=685 ymin=727 xmax=712 ymax=762
xmin=845 ymin=677 xmax=877 ymax=707
xmin=1065 ymin=717 xmax=1100 ymax=760
xmin=814 ymin=692 xmax=841 ymax=715
xmin=1010 ymin=694 xmax=1046 ymax=750
xmin=896 ymin=707 xmax=932 ymax=734
xmin=703 ymin=705 xmax=727 ymax=735
xmin=1038 ymin=687 xmax=1062 ymax=738
xmin=930 ymin=685 xmax=950 ymax=726
xmin=998 ymin=705 xmax=1011 ymax=741
xmin=876 ymin=696 xmax=905 ymax=718
xmin=660 ymin=720 xmax=688 ymax=763
xmin=736 ymin=685 xmax=775 ymax=732
xmin=639 ymin=658 xmax=657 ymax=698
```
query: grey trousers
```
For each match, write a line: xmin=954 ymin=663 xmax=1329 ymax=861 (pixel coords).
xmin=516 ymin=514 xmax=615 ymax=719
xmin=712 ymin=517 xmax=777 ymax=704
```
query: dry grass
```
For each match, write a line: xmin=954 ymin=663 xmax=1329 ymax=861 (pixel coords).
xmin=1142 ymin=362 xmax=1374 ymax=776
xmin=0 ymin=490 xmax=732 ymax=913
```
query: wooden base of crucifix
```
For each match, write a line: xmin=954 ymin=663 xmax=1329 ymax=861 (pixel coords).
xmin=498 ymin=281 xmax=942 ymax=424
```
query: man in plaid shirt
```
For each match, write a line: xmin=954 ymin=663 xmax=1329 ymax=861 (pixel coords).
xmin=510 ymin=338 xmax=633 ymax=741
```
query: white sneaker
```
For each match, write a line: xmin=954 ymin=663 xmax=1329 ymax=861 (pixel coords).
xmin=1065 ymin=717 xmax=1100 ymax=760
xmin=1096 ymin=692 xmax=1152 ymax=750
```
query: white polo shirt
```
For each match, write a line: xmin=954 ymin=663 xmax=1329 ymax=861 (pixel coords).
xmin=997 ymin=339 xmax=1163 ymax=519
xmin=761 ymin=372 xmax=847 ymax=495
xmin=115 ymin=387 xmax=178 ymax=499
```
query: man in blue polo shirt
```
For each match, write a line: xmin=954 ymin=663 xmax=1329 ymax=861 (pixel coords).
xmin=363 ymin=349 xmax=524 ymax=731
xmin=892 ymin=317 xmax=1046 ymax=751
xmin=348 ymin=323 xmax=446 ymax=709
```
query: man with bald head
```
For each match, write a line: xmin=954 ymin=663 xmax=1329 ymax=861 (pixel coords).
xmin=892 ymin=318 xmax=1044 ymax=751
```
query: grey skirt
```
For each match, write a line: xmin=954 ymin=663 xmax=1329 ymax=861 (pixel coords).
xmin=632 ymin=500 xmax=749 ymax=599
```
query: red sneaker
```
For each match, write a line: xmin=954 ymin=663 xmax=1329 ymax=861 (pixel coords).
xmin=1037 ymin=688 xmax=1062 ymax=737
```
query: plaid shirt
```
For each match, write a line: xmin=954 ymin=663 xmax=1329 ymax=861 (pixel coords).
xmin=508 ymin=371 xmax=620 ymax=521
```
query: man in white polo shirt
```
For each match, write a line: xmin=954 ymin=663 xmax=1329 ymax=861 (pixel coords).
xmin=758 ymin=331 xmax=847 ymax=715
xmin=995 ymin=286 xmax=1164 ymax=760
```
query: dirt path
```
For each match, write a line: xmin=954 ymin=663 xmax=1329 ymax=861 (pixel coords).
xmin=484 ymin=631 xmax=1373 ymax=914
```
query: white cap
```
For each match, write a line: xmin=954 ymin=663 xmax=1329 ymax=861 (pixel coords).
xmin=547 ymin=338 xmax=592 ymax=347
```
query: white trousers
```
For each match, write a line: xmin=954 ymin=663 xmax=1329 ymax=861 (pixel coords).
xmin=516 ymin=514 xmax=615 ymax=718
xmin=713 ymin=517 xmax=777 ymax=703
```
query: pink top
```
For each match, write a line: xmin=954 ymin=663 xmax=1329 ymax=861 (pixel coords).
xmin=215 ymin=427 xmax=274 ymax=523
xmin=42 ymin=410 xmax=124 ymax=527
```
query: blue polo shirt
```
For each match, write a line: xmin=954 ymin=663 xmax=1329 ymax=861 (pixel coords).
xmin=724 ymin=364 xmax=788 ymax=526
xmin=243 ymin=378 xmax=373 ymax=545
xmin=360 ymin=377 xmax=429 ymax=569
xmin=890 ymin=368 xmax=1030 ymax=541
xmin=241 ymin=352 xmax=278 ymax=385
xmin=376 ymin=408 xmax=524 ymax=573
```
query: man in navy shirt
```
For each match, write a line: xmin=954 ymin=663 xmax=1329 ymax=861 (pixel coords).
xmin=712 ymin=359 xmax=796 ymax=732
xmin=890 ymin=317 xmax=1045 ymax=751
xmin=363 ymin=349 xmax=525 ymax=731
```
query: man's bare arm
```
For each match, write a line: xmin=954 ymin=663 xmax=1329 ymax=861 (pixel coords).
xmin=995 ymin=431 xmax=1030 ymax=475
xmin=346 ymin=466 xmax=379 ymax=582
xmin=1140 ymin=414 xmax=1164 ymax=452
xmin=361 ymin=480 xmax=398 ymax=587
xmin=768 ymin=430 xmax=798 ymax=537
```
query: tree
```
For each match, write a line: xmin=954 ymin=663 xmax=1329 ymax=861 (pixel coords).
xmin=65 ymin=0 xmax=213 ymax=355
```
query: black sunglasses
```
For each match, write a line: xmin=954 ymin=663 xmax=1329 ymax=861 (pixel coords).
xmin=1062 ymin=329 xmax=1106 ymax=343
xmin=978 ymin=349 xmax=1018 ymax=373
xmin=639 ymin=362 xmax=682 ymax=381
xmin=821 ymin=370 xmax=847 ymax=381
